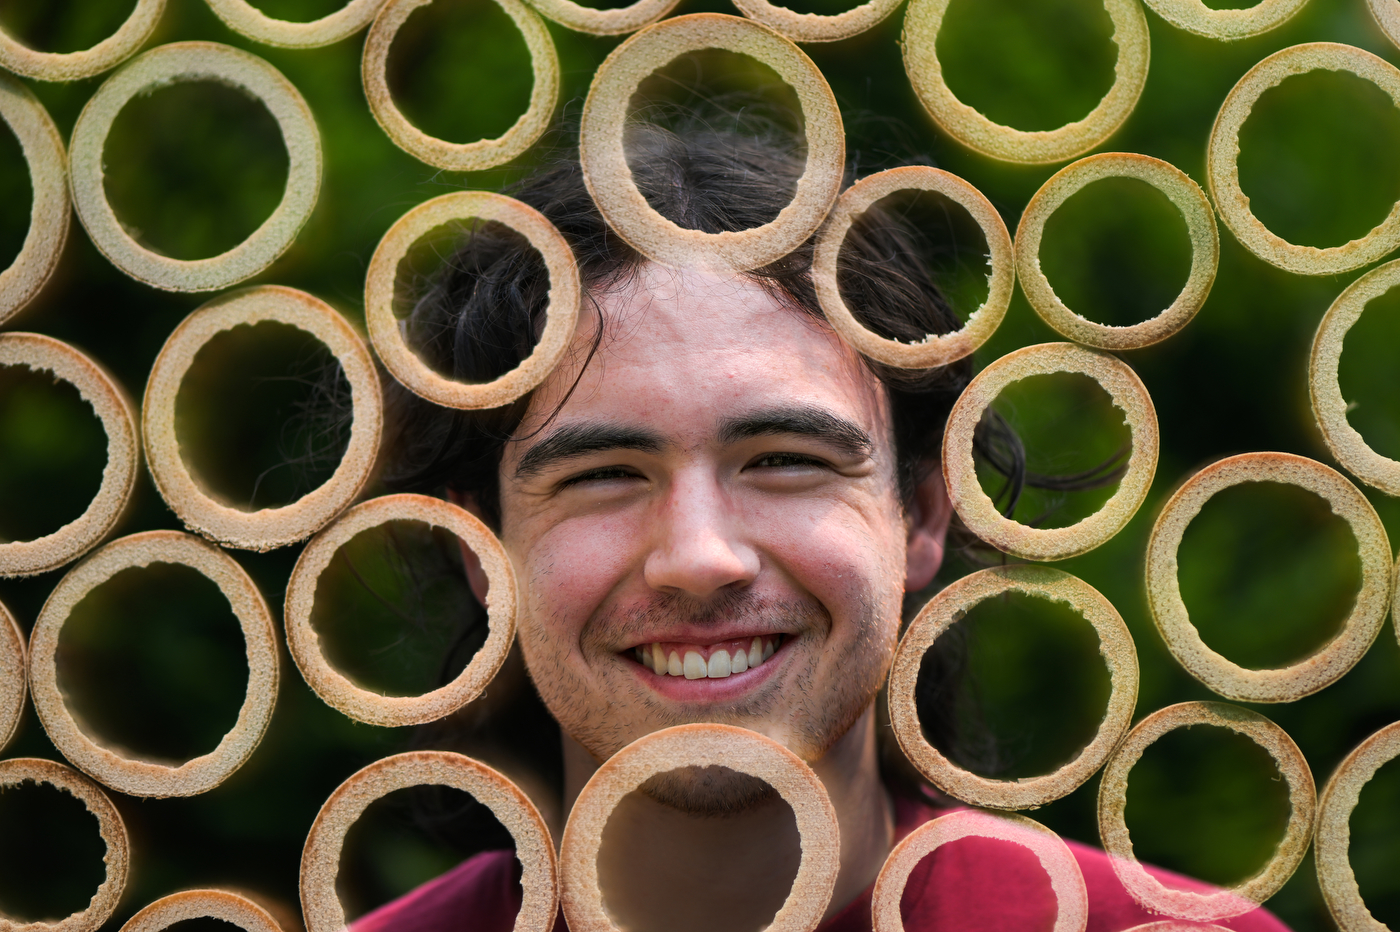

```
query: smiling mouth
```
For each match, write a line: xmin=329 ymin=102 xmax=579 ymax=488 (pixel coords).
xmin=628 ymin=635 xmax=784 ymax=680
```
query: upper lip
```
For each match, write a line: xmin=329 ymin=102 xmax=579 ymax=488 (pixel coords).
xmin=619 ymin=626 xmax=795 ymax=650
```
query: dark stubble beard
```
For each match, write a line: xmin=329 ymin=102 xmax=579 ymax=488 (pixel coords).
xmin=554 ymin=586 xmax=894 ymax=818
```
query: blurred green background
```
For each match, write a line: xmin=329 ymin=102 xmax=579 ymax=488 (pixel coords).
xmin=1 ymin=0 xmax=1399 ymax=929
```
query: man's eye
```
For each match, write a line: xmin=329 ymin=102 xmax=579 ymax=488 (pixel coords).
xmin=559 ymin=466 xmax=640 ymax=486
xmin=751 ymin=452 xmax=822 ymax=469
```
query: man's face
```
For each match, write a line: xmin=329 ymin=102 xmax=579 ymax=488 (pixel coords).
xmin=496 ymin=263 xmax=913 ymax=795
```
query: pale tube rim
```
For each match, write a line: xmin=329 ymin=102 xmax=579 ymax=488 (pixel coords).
xmin=889 ymin=565 xmax=1139 ymax=810
xmin=0 ymin=758 xmax=129 ymax=932
xmin=872 ymin=809 xmax=1088 ymax=932
xmin=27 ymin=531 xmax=279 ymax=798
xmin=362 ymin=0 xmax=558 ymax=171
xmin=902 ymin=0 xmax=1150 ymax=164
xmin=364 ymin=191 xmax=580 ymax=410
xmin=0 ymin=74 xmax=70 ymax=325
xmin=142 ymin=285 xmax=382 ymax=552
xmin=1315 ymin=720 xmax=1400 ymax=932
xmin=300 ymin=751 xmax=557 ymax=932
xmin=205 ymin=0 xmax=390 ymax=48
xmin=941 ymin=342 xmax=1159 ymax=561
xmin=580 ymin=13 xmax=845 ymax=272
xmin=0 ymin=0 xmax=163 ymax=81
xmin=0 ymin=333 xmax=139 ymax=579
xmin=814 ymin=166 xmax=1014 ymax=368
xmin=1097 ymin=701 xmax=1316 ymax=921
xmin=68 ymin=41 xmax=322 ymax=293
xmin=284 ymin=494 xmax=517 ymax=727
xmin=1016 ymin=152 xmax=1218 ymax=350
xmin=1207 ymin=42 xmax=1400 ymax=276
xmin=1145 ymin=452 xmax=1392 ymax=703
xmin=559 ymin=723 xmax=840 ymax=932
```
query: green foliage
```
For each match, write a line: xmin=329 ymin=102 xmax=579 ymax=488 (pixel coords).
xmin=1123 ymin=724 xmax=1294 ymax=887
xmin=311 ymin=522 xmax=478 ymax=697
xmin=0 ymin=366 xmax=106 ymax=543
xmin=923 ymin=591 xmax=1112 ymax=781
xmin=1038 ymin=176 xmax=1193 ymax=328
xmin=0 ymin=781 xmax=108 ymax=922
xmin=937 ymin=0 xmax=1116 ymax=130
xmin=104 ymin=81 xmax=289 ymax=261
xmin=1236 ymin=70 xmax=1400 ymax=249
xmin=175 ymin=320 xmax=348 ymax=510
xmin=975 ymin=372 xmax=1131 ymax=528
xmin=1339 ymin=282 xmax=1400 ymax=461
xmin=1177 ymin=482 xmax=1363 ymax=670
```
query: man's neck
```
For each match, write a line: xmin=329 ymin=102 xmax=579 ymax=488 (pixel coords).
xmin=560 ymin=708 xmax=895 ymax=930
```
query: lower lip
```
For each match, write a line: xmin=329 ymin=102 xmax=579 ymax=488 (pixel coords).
xmin=625 ymin=641 xmax=788 ymax=702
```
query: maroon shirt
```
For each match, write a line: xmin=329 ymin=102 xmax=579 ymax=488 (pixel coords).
xmin=353 ymin=794 xmax=1291 ymax=932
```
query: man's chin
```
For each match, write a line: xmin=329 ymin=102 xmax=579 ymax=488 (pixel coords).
xmin=638 ymin=765 xmax=779 ymax=818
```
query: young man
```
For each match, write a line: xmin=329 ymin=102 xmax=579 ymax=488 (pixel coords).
xmin=356 ymin=121 xmax=1290 ymax=932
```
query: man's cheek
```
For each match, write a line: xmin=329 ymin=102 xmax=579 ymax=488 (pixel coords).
xmin=755 ymin=505 xmax=902 ymax=602
xmin=520 ymin=518 xmax=643 ymax=642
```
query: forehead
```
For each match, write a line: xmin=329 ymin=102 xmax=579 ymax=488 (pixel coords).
xmin=512 ymin=263 xmax=889 ymax=446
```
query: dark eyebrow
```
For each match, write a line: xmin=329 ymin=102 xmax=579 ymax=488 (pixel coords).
xmin=513 ymin=423 xmax=667 ymax=479
xmin=718 ymin=406 xmax=874 ymax=457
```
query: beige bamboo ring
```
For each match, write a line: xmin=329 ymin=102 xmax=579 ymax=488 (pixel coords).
xmin=872 ymin=809 xmax=1088 ymax=932
xmin=284 ymin=494 xmax=517 ymax=727
xmin=1207 ymin=43 xmax=1400 ymax=276
xmin=363 ymin=0 xmax=558 ymax=172
xmin=0 ymin=74 xmax=69 ymax=326
xmin=814 ymin=166 xmax=1014 ymax=368
xmin=942 ymin=342 xmax=1159 ymax=561
xmin=28 ymin=531 xmax=279 ymax=798
xmin=365 ymin=191 xmax=579 ymax=409
xmin=1146 ymin=452 xmax=1392 ymax=703
xmin=580 ymin=13 xmax=845 ymax=272
xmin=0 ymin=598 xmax=24 ymax=754
xmin=902 ymin=0 xmax=1149 ymax=164
xmin=143 ymin=286 xmax=382 ymax=552
xmin=1142 ymin=0 xmax=1309 ymax=40
xmin=1315 ymin=720 xmax=1400 ymax=932
xmin=119 ymin=890 xmax=283 ymax=932
xmin=1098 ymin=701 xmax=1316 ymax=922
xmin=0 ymin=334 xmax=139 ymax=579
xmin=69 ymin=42 xmax=322 ymax=293
xmin=1395 ymin=556 xmax=1400 ymax=649
xmin=1120 ymin=925 xmax=1233 ymax=931
xmin=1016 ymin=153 xmax=1219 ymax=351
xmin=0 ymin=0 xmax=162 ymax=82
xmin=889 ymin=565 xmax=1138 ymax=809
xmin=206 ymin=0 xmax=390 ymax=48
xmin=1310 ymin=259 xmax=1400 ymax=497
xmin=524 ymin=0 xmax=678 ymax=35
xmin=0 ymin=758 xmax=129 ymax=932
xmin=1369 ymin=0 xmax=1400 ymax=50
xmin=731 ymin=0 xmax=904 ymax=43
xmin=301 ymin=750 xmax=556 ymax=932
xmin=561 ymin=723 xmax=840 ymax=932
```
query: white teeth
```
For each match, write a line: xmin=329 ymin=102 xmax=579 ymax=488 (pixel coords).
xmin=647 ymin=638 xmax=776 ymax=680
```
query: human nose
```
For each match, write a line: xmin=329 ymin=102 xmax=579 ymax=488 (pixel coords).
xmin=643 ymin=470 xmax=759 ymax=597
